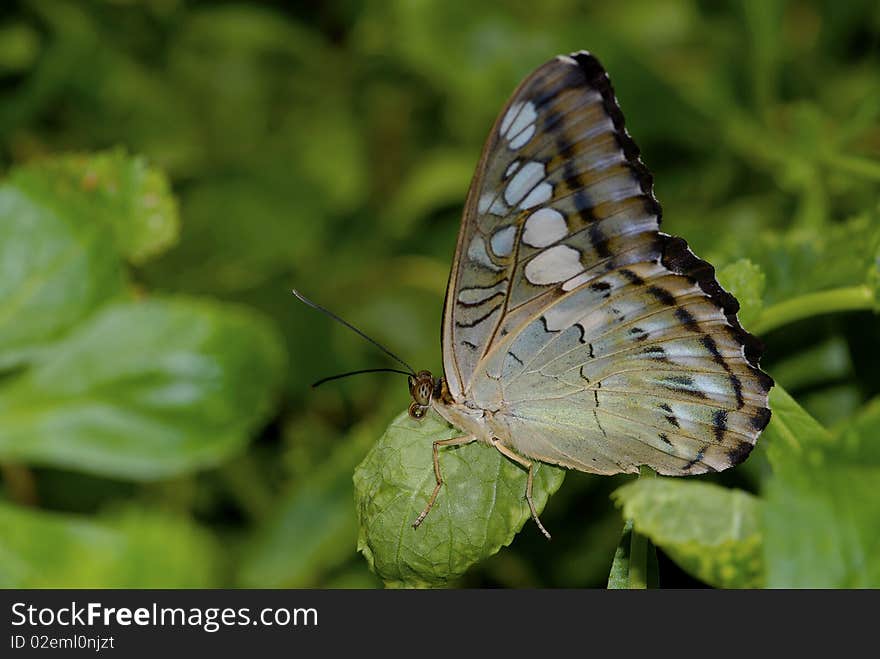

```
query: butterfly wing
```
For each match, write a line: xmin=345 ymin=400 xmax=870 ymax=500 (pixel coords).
xmin=441 ymin=51 xmax=772 ymax=475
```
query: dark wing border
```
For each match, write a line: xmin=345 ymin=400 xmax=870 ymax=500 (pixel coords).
xmin=570 ymin=50 xmax=772 ymax=407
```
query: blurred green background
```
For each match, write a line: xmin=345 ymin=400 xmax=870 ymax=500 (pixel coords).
xmin=0 ymin=0 xmax=878 ymax=588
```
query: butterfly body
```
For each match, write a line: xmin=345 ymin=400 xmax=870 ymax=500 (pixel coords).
xmin=408 ymin=51 xmax=773 ymax=535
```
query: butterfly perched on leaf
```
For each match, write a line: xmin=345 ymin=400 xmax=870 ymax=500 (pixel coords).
xmin=404 ymin=51 xmax=773 ymax=538
xmin=304 ymin=51 xmax=772 ymax=541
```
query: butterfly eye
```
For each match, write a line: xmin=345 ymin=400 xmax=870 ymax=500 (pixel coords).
xmin=408 ymin=402 xmax=426 ymax=419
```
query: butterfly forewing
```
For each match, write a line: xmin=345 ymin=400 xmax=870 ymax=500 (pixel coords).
xmin=441 ymin=51 xmax=772 ymax=476
xmin=443 ymin=52 xmax=660 ymax=396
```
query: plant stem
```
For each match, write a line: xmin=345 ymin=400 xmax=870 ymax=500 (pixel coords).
xmin=628 ymin=466 xmax=658 ymax=589
xmin=627 ymin=521 xmax=650 ymax=589
xmin=822 ymin=153 xmax=880 ymax=181
xmin=751 ymin=285 xmax=874 ymax=335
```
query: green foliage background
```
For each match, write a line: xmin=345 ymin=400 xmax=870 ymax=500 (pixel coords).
xmin=0 ymin=0 xmax=878 ymax=588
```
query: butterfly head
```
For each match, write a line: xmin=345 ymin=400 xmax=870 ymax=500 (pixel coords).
xmin=408 ymin=370 xmax=438 ymax=419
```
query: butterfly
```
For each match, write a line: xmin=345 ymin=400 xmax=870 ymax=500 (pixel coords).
xmin=404 ymin=51 xmax=773 ymax=539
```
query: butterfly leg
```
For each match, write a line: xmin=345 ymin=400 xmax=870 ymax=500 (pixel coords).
xmin=412 ymin=435 xmax=476 ymax=530
xmin=490 ymin=440 xmax=552 ymax=540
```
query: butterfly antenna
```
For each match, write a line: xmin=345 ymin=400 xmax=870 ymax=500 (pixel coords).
xmin=291 ymin=289 xmax=417 ymax=376
xmin=311 ymin=367 xmax=414 ymax=388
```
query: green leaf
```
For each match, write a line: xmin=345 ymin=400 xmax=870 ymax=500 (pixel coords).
xmin=838 ymin=396 xmax=880 ymax=464
xmin=0 ymin=172 xmax=126 ymax=368
xmin=607 ymin=519 xmax=635 ymax=589
xmin=716 ymin=258 xmax=765 ymax=328
xmin=11 ymin=149 xmax=179 ymax=264
xmin=238 ymin=464 xmax=357 ymax=587
xmin=354 ymin=410 xmax=565 ymax=588
xmin=612 ymin=479 xmax=764 ymax=588
xmin=0 ymin=297 xmax=285 ymax=479
xmin=762 ymin=388 xmax=880 ymax=587
xmin=746 ymin=215 xmax=879 ymax=333
xmin=238 ymin=424 xmax=374 ymax=587
xmin=770 ymin=336 xmax=852 ymax=391
xmin=763 ymin=469 xmax=880 ymax=588
xmin=607 ymin=467 xmax=659 ymax=589
xmin=761 ymin=386 xmax=831 ymax=469
xmin=798 ymin=384 xmax=862 ymax=428
xmin=606 ymin=519 xmax=659 ymax=589
xmin=766 ymin=215 xmax=880 ymax=304
xmin=0 ymin=501 xmax=219 ymax=587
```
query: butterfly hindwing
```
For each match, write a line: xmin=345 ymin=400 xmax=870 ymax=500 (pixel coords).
xmin=442 ymin=51 xmax=772 ymax=475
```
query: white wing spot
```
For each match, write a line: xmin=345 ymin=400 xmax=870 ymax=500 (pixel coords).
xmin=500 ymin=101 xmax=537 ymax=150
xmin=478 ymin=191 xmax=508 ymax=216
xmin=500 ymin=101 xmax=524 ymax=136
xmin=490 ymin=225 xmax=517 ymax=257
xmin=504 ymin=101 xmax=537 ymax=138
xmin=478 ymin=192 xmax=491 ymax=213
xmin=467 ymin=235 xmax=504 ymax=272
xmin=520 ymin=182 xmax=553 ymax=209
xmin=508 ymin=124 xmax=535 ymax=149
xmin=544 ymin=305 xmax=571 ymax=331
xmin=505 ymin=160 xmax=521 ymax=178
xmin=504 ymin=161 xmax=545 ymax=206
xmin=522 ymin=208 xmax=567 ymax=247
xmin=524 ymin=244 xmax=583 ymax=285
